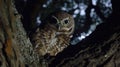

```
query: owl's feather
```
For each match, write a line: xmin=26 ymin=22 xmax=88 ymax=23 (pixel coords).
xmin=30 ymin=12 xmax=75 ymax=56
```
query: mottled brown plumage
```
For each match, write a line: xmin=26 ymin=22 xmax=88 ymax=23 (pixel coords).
xmin=31 ymin=12 xmax=75 ymax=56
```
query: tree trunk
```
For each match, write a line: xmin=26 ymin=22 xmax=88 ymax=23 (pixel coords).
xmin=0 ymin=0 xmax=45 ymax=67
xmin=0 ymin=0 xmax=120 ymax=67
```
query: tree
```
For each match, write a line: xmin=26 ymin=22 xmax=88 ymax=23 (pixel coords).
xmin=0 ymin=0 xmax=43 ymax=67
xmin=0 ymin=0 xmax=120 ymax=67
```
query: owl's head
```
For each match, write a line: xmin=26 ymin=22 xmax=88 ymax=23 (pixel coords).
xmin=49 ymin=12 xmax=75 ymax=36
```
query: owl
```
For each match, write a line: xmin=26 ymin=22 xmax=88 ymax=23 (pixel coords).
xmin=30 ymin=12 xmax=75 ymax=56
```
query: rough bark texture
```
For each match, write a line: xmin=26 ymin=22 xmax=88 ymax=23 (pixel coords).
xmin=0 ymin=0 xmax=120 ymax=67
xmin=0 ymin=0 xmax=46 ymax=67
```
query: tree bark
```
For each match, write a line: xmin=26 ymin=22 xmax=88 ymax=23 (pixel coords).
xmin=0 ymin=0 xmax=120 ymax=67
xmin=0 ymin=0 xmax=45 ymax=67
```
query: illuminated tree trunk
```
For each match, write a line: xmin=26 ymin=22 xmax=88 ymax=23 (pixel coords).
xmin=0 ymin=0 xmax=42 ymax=67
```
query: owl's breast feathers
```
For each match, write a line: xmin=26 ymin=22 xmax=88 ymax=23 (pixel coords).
xmin=30 ymin=12 xmax=74 ymax=56
xmin=31 ymin=24 xmax=70 ymax=56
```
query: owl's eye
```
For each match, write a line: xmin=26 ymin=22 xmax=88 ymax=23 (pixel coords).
xmin=64 ymin=20 xmax=69 ymax=24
